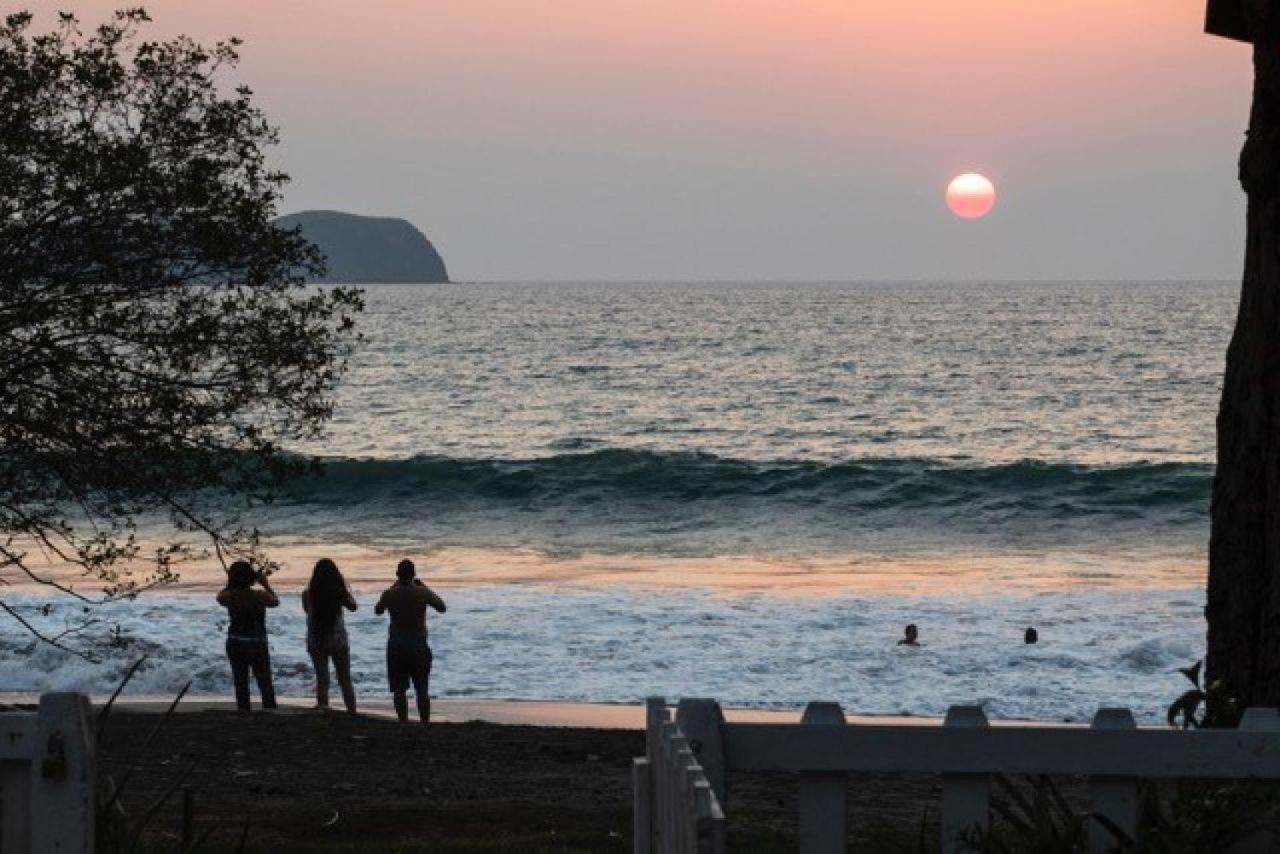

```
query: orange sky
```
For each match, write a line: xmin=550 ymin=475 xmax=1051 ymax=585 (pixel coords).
xmin=22 ymin=2 xmax=1253 ymax=279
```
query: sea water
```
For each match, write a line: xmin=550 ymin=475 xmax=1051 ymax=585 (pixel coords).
xmin=0 ymin=281 xmax=1234 ymax=721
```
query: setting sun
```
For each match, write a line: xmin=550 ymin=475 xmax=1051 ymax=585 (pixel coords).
xmin=946 ymin=172 xmax=997 ymax=219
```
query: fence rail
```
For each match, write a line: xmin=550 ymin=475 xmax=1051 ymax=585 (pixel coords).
xmin=0 ymin=693 xmax=94 ymax=853
xmin=633 ymin=696 xmax=1280 ymax=854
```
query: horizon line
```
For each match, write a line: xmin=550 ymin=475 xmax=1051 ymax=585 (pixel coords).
xmin=389 ymin=277 xmax=1241 ymax=286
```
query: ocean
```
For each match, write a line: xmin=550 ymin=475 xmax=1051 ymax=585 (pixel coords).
xmin=0 ymin=281 xmax=1233 ymax=721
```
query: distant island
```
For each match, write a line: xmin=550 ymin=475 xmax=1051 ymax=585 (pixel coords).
xmin=275 ymin=210 xmax=449 ymax=284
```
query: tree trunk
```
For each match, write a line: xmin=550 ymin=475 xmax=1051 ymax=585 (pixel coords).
xmin=1207 ymin=5 xmax=1280 ymax=707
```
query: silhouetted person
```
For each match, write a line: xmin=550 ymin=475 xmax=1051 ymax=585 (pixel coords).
xmin=375 ymin=559 xmax=446 ymax=723
xmin=303 ymin=558 xmax=359 ymax=714
xmin=217 ymin=560 xmax=279 ymax=711
xmin=898 ymin=623 xmax=920 ymax=646
xmin=1024 ymin=626 xmax=1039 ymax=645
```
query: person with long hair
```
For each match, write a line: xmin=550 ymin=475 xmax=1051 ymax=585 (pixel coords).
xmin=216 ymin=560 xmax=279 ymax=711
xmin=302 ymin=557 xmax=359 ymax=713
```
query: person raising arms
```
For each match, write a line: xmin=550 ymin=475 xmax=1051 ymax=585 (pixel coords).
xmin=302 ymin=558 xmax=359 ymax=714
xmin=217 ymin=560 xmax=279 ymax=711
xmin=375 ymin=559 xmax=446 ymax=724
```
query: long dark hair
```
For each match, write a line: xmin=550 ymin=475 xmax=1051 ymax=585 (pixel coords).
xmin=307 ymin=558 xmax=346 ymax=636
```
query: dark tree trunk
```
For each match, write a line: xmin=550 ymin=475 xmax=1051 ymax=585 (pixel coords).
xmin=1207 ymin=5 xmax=1280 ymax=706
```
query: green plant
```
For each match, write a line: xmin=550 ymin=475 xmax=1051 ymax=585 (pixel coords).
xmin=1165 ymin=660 xmax=1241 ymax=730
xmin=963 ymin=774 xmax=1088 ymax=854
xmin=1089 ymin=659 xmax=1277 ymax=851
xmin=1092 ymin=779 xmax=1280 ymax=853
xmin=95 ymin=658 xmax=232 ymax=853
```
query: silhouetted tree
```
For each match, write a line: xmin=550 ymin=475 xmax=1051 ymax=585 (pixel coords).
xmin=0 ymin=9 xmax=362 ymax=649
xmin=1207 ymin=2 xmax=1280 ymax=706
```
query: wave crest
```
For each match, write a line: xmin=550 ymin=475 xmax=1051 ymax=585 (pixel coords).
xmin=281 ymin=450 xmax=1210 ymax=522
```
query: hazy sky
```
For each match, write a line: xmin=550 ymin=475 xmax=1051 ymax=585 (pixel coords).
xmin=28 ymin=2 xmax=1253 ymax=281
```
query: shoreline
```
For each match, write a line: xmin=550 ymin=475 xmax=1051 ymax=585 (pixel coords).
xmin=1 ymin=693 xmax=877 ymax=729
xmin=2 ymin=693 xmax=1145 ymax=729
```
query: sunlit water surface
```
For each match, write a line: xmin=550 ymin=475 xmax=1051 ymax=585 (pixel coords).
xmin=1 ymin=281 xmax=1234 ymax=720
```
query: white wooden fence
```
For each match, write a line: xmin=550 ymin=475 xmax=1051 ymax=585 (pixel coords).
xmin=1 ymin=693 xmax=95 ymax=852
xmin=633 ymin=698 xmax=726 ymax=853
xmin=633 ymin=696 xmax=1280 ymax=854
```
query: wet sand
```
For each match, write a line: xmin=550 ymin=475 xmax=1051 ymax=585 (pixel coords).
xmin=12 ymin=541 xmax=1204 ymax=598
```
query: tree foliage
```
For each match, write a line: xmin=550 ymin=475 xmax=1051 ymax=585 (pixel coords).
xmin=0 ymin=8 xmax=362 ymax=649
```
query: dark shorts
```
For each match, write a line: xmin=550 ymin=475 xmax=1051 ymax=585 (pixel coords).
xmin=386 ymin=633 xmax=432 ymax=694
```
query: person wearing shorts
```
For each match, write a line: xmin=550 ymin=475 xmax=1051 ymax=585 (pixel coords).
xmin=375 ymin=559 xmax=447 ymax=723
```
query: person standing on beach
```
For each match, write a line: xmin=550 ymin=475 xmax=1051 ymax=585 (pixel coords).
xmin=302 ymin=558 xmax=359 ymax=714
xmin=217 ymin=560 xmax=279 ymax=711
xmin=375 ymin=559 xmax=447 ymax=724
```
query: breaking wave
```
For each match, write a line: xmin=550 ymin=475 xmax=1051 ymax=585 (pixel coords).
xmin=279 ymin=450 xmax=1210 ymax=527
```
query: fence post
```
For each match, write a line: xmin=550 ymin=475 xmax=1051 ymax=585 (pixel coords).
xmin=941 ymin=705 xmax=989 ymax=854
xmin=646 ymin=697 xmax=666 ymax=853
xmin=666 ymin=724 xmax=688 ymax=851
xmin=661 ymin=725 xmax=674 ymax=853
xmin=686 ymin=767 xmax=706 ymax=852
xmin=633 ymin=757 xmax=652 ymax=854
xmin=30 ymin=692 xmax=94 ymax=853
xmin=798 ymin=702 xmax=848 ymax=854
xmin=699 ymin=774 xmax=727 ymax=854
xmin=1228 ymin=708 xmax=1280 ymax=854
xmin=1088 ymin=707 xmax=1138 ymax=853
xmin=676 ymin=698 xmax=728 ymax=809
xmin=646 ymin=697 xmax=666 ymax=763
xmin=693 ymin=776 xmax=727 ymax=854
xmin=674 ymin=734 xmax=695 ymax=852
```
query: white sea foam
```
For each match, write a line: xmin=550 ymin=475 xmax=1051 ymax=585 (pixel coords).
xmin=0 ymin=586 xmax=1201 ymax=723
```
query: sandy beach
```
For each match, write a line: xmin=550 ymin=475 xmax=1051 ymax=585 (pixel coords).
xmin=88 ymin=704 xmax=946 ymax=852
xmin=20 ymin=696 xmax=1106 ymax=850
xmin=2 ymin=694 xmax=932 ymax=728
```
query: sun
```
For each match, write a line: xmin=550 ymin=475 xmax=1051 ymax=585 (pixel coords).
xmin=946 ymin=173 xmax=996 ymax=219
